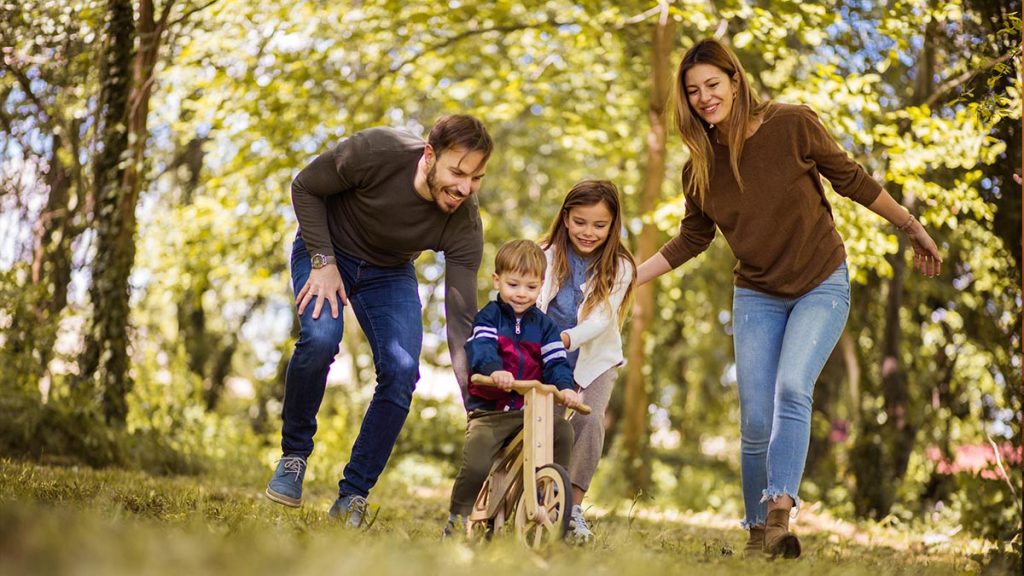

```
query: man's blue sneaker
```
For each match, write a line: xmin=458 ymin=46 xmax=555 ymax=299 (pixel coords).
xmin=329 ymin=493 xmax=370 ymax=528
xmin=265 ymin=455 xmax=306 ymax=507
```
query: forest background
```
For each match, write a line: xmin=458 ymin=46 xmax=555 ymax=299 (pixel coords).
xmin=0 ymin=0 xmax=1020 ymax=574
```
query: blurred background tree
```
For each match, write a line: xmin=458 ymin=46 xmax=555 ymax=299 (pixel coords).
xmin=1 ymin=0 xmax=1019 ymax=553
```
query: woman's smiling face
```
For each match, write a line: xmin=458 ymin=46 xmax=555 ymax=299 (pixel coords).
xmin=684 ymin=63 xmax=737 ymax=128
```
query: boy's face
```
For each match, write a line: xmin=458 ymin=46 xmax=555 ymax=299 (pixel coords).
xmin=493 ymin=270 xmax=542 ymax=315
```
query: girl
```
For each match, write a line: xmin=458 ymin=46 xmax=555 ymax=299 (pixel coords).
xmin=537 ymin=179 xmax=637 ymax=544
xmin=636 ymin=39 xmax=941 ymax=558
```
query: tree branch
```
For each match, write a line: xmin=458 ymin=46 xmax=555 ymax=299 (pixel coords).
xmin=169 ymin=0 xmax=222 ymax=28
xmin=986 ymin=432 xmax=1021 ymax=509
xmin=3 ymin=59 xmax=53 ymax=125
xmin=620 ymin=5 xmax=662 ymax=26
xmin=391 ymin=22 xmax=568 ymax=79
xmin=351 ymin=19 xmax=573 ymax=115
xmin=923 ymin=50 xmax=1017 ymax=108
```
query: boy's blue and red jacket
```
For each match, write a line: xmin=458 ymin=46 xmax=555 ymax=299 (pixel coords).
xmin=464 ymin=297 xmax=574 ymax=412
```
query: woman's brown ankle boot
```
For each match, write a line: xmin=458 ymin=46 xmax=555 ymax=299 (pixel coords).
xmin=744 ymin=526 xmax=766 ymax=557
xmin=764 ymin=508 xmax=801 ymax=558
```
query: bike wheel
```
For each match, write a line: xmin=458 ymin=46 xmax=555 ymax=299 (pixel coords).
xmin=513 ymin=463 xmax=571 ymax=548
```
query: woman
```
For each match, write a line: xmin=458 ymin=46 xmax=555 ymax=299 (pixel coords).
xmin=636 ymin=39 xmax=941 ymax=559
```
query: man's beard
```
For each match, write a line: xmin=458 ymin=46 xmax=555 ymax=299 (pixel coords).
xmin=426 ymin=163 xmax=458 ymax=213
xmin=426 ymin=163 xmax=440 ymax=199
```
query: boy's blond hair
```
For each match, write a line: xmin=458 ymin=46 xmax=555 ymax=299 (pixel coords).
xmin=494 ymin=239 xmax=546 ymax=279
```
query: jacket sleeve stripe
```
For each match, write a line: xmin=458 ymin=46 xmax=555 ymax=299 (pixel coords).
xmin=542 ymin=349 xmax=567 ymax=362
xmin=541 ymin=341 xmax=564 ymax=355
xmin=468 ymin=326 xmax=498 ymax=341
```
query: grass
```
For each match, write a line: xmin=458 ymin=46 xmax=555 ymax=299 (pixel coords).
xmin=0 ymin=456 xmax=1015 ymax=576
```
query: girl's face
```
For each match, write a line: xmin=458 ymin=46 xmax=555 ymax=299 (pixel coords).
xmin=563 ymin=201 xmax=614 ymax=257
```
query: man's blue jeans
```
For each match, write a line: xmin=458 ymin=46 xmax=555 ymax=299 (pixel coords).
xmin=732 ymin=262 xmax=850 ymax=528
xmin=282 ymin=235 xmax=422 ymax=498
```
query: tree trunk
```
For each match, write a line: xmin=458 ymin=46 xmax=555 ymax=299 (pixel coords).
xmin=881 ymin=238 xmax=916 ymax=480
xmin=10 ymin=131 xmax=80 ymax=394
xmin=80 ymin=0 xmax=174 ymax=425
xmin=79 ymin=0 xmax=137 ymax=424
xmin=32 ymin=133 xmax=75 ymax=316
xmin=252 ymin=313 xmax=298 ymax=434
xmin=622 ymin=3 xmax=674 ymax=494
xmin=203 ymin=296 xmax=264 ymax=411
xmin=852 ymin=4 xmax=937 ymax=516
xmin=882 ymin=2 xmax=940 ymax=484
xmin=838 ymin=330 xmax=860 ymax=425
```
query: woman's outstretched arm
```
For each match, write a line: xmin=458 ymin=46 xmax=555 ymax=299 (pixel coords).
xmin=636 ymin=252 xmax=673 ymax=286
xmin=866 ymin=190 xmax=942 ymax=277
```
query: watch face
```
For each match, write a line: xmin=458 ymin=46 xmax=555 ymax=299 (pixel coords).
xmin=312 ymin=254 xmax=327 ymax=268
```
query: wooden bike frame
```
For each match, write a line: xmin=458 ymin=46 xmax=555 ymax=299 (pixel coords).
xmin=467 ymin=376 xmax=590 ymax=534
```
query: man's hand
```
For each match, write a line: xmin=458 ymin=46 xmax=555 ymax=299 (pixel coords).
xmin=297 ymin=266 xmax=347 ymax=319
xmin=490 ymin=370 xmax=515 ymax=390
xmin=560 ymin=389 xmax=583 ymax=409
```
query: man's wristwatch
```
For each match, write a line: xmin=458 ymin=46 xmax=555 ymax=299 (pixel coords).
xmin=310 ymin=253 xmax=335 ymax=269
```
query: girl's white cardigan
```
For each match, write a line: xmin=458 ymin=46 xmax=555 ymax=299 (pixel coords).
xmin=537 ymin=247 xmax=633 ymax=389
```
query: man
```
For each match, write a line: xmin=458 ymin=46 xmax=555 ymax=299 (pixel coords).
xmin=265 ymin=115 xmax=492 ymax=527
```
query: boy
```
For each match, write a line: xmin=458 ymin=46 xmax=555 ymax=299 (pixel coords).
xmin=443 ymin=239 xmax=582 ymax=536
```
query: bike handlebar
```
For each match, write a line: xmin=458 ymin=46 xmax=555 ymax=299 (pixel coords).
xmin=470 ymin=374 xmax=592 ymax=415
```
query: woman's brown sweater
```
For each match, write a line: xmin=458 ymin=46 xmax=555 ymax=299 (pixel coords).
xmin=660 ymin=102 xmax=882 ymax=297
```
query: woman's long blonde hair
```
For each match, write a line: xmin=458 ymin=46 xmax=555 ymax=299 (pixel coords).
xmin=541 ymin=180 xmax=636 ymax=325
xmin=674 ymin=38 xmax=770 ymax=206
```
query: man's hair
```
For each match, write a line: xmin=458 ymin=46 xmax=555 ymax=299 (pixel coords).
xmin=428 ymin=114 xmax=494 ymax=162
xmin=494 ymin=239 xmax=546 ymax=279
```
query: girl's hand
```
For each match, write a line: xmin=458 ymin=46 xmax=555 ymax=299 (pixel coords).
xmin=490 ymin=370 xmax=515 ymax=390
xmin=901 ymin=217 xmax=942 ymax=277
xmin=560 ymin=389 xmax=582 ymax=409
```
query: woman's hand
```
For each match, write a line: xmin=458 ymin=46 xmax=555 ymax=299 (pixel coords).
xmin=901 ymin=216 xmax=942 ymax=277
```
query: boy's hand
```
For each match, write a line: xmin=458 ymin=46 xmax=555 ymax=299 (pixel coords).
xmin=560 ymin=389 xmax=582 ymax=409
xmin=490 ymin=370 xmax=515 ymax=390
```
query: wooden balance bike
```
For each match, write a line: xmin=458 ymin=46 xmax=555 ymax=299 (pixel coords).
xmin=466 ymin=374 xmax=591 ymax=547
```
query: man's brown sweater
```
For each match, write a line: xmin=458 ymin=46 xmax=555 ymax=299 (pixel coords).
xmin=290 ymin=127 xmax=482 ymax=395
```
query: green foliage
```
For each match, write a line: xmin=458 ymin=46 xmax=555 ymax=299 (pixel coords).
xmin=0 ymin=392 xmax=115 ymax=467
xmin=0 ymin=267 xmax=59 ymax=396
xmin=393 ymin=396 xmax=465 ymax=467
xmin=0 ymin=380 xmax=266 ymax=477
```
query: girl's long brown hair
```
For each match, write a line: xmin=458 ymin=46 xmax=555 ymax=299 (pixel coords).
xmin=541 ymin=180 xmax=636 ymax=325
xmin=674 ymin=38 xmax=770 ymax=206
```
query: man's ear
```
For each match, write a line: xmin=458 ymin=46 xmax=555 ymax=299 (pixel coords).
xmin=423 ymin=143 xmax=436 ymax=167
